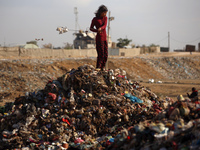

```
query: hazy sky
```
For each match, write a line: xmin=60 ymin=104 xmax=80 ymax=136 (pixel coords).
xmin=1 ymin=0 xmax=200 ymax=51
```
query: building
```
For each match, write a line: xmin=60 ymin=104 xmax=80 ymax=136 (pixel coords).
xmin=185 ymin=45 xmax=195 ymax=52
xmin=160 ymin=47 xmax=169 ymax=52
xmin=22 ymin=44 xmax=39 ymax=49
xmin=73 ymin=31 xmax=96 ymax=49
xmin=73 ymin=30 xmax=112 ymax=49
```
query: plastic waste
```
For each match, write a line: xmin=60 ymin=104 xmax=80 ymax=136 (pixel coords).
xmin=124 ymin=92 xmax=143 ymax=103
xmin=0 ymin=64 xmax=200 ymax=150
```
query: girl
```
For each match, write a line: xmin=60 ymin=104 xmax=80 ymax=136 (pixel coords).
xmin=90 ymin=5 xmax=108 ymax=70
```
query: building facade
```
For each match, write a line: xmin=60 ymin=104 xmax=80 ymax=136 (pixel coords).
xmin=198 ymin=43 xmax=200 ymax=52
xmin=73 ymin=31 xmax=112 ymax=49
xmin=73 ymin=31 xmax=96 ymax=49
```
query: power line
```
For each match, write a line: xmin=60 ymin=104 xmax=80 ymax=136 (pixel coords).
xmin=170 ymin=36 xmax=200 ymax=43
xmin=152 ymin=36 xmax=168 ymax=44
xmin=131 ymin=36 xmax=168 ymax=47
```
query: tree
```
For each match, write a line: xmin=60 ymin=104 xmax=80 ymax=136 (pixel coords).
xmin=142 ymin=44 xmax=146 ymax=48
xmin=116 ymin=38 xmax=132 ymax=48
xmin=43 ymin=43 xmax=52 ymax=49
xmin=26 ymin=41 xmax=38 ymax=46
xmin=63 ymin=42 xmax=73 ymax=49
xmin=149 ymin=43 xmax=159 ymax=47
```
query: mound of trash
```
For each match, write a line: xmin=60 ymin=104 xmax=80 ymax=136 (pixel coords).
xmin=141 ymin=56 xmax=200 ymax=80
xmin=0 ymin=65 xmax=200 ymax=150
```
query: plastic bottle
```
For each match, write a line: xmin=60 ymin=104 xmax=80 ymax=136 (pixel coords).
xmin=69 ymin=88 xmax=75 ymax=103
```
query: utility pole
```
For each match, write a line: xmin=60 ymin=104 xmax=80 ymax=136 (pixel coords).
xmin=107 ymin=11 xmax=114 ymax=47
xmin=168 ymin=32 xmax=170 ymax=52
xmin=4 ymin=37 xmax=6 ymax=47
xmin=107 ymin=11 xmax=111 ymax=44
xmin=74 ymin=7 xmax=78 ymax=33
xmin=106 ymin=11 xmax=114 ymax=70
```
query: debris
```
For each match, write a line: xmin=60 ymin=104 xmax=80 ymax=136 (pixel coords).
xmin=0 ymin=64 xmax=200 ymax=150
xmin=148 ymin=78 xmax=154 ymax=83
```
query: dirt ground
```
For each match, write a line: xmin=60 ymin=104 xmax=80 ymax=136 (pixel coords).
xmin=0 ymin=52 xmax=200 ymax=106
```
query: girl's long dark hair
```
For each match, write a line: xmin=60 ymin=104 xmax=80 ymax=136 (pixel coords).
xmin=95 ymin=5 xmax=108 ymax=17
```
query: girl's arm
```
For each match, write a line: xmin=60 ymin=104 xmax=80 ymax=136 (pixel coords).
xmin=100 ymin=16 xmax=107 ymax=30
xmin=90 ymin=19 xmax=98 ymax=32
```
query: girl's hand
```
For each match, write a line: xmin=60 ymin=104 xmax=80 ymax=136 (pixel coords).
xmin=98 ymin=28 xmax=102 ymax=33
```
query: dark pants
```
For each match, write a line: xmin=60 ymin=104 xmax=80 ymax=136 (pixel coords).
xmin=96 ymin=40 xmax=108 ymax=69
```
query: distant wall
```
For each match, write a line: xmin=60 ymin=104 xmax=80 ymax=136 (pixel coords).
xmin=119 ymin=48 xmax=141 ymax=56
xmin=119 ymin=47 xmax=160 ymax=57
xmin=140 ymin=46 xmax=160 ymax=54
xmin=0 ymin=46 xmax=160 ymax=58
xmin=20 ymin=48 xmax=98 ymax=58
xmin=109 ymin=48 xmax=119 ymax=56
xmin=0 ymin=47 xmax=20 ymax=57
xmin=0 ymin=47 xmax=98 ymax=58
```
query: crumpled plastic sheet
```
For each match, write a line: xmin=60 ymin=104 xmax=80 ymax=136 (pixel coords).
xmin=0 ymin=64 xmax=200 ymax=150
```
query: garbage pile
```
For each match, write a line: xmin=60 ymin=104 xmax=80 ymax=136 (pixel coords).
xmin=0 ymin=64 xmax=200 ymax=150
xmin=142 ymin=56 xmax=200 ymax=80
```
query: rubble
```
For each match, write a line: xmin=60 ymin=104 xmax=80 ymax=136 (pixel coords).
xmin=0 ymin=64 xmax=200 ymax=150
xmin=141 ymin=56 xmax=200 ymax=80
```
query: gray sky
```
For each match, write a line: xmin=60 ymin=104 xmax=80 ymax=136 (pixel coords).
xmin=1 ymin=0 xmax=200 ymax=51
